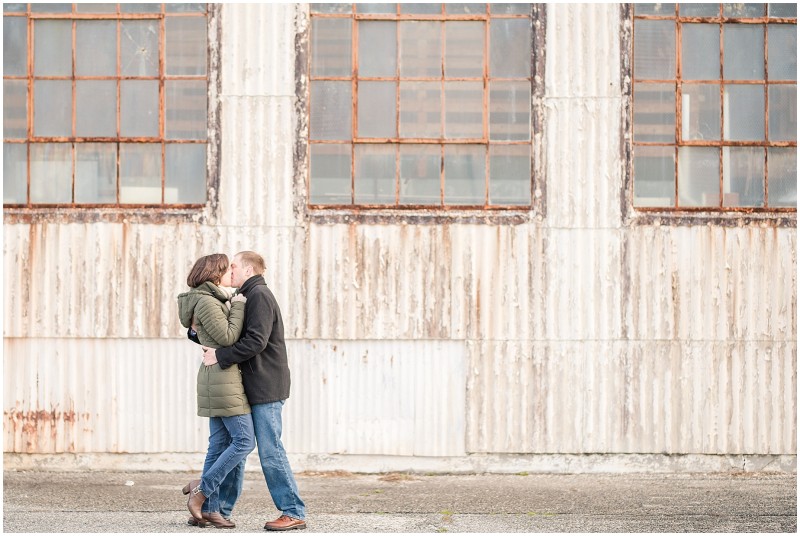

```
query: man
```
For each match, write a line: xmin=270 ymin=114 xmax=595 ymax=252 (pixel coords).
xmin=202 ymin=251 xmax=307 ymax=531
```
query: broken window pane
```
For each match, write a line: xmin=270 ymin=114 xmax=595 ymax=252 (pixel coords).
xmin=490 ymin=18 xmax=531 ymax=78
xmin=121 ymin=20 xmax=159 ymax=77
xmin=358 ymin=21 xmax=396 ymax=78
xmin=678 ymin=146 xmax=720 ymax=207
xmin=76 ymin=81 xmax=117 ymax=138
xmin=681 ymin=84 xmax=720 ymax=141
xmin=768 ymin=147 xmax=797 ymax=207
xmin=310 ymin=144 xmax=351 ymax=204
xmin=30 ymin=143 xmax=72 ymax=204
xmin=355 ymin=144 xmax=395 ymax=204
xmin=34 ymin=20 xmax=72 ymax=76
xmin=722 ymin=147 xmax=765 ymax=207
xmin=166 ymin=143 xmax=207 ymax=203
xmin=34 ymin=81 xmax=72 ymax=137
xmin=444 ymin=144 xmax=485 ymax=205
xmin=3 ymin=143 xmax=27 ymax=204
xmin=75 ymin=143 xmax=117 ymax=203
xmin=489 ymin=144 xmax=530 ymax=206
xmin=3 ymin=16 xmax=27 ymax=76
xmin=120 ymin=143 xmax=161 ymax=204
xmin=399 ymin=144 xmax=440 ymax=205
xmin=76 ymin=21 xmax=117 ymax=76
xmin=312 ymin=18 xmax=352 ymax=78
xmin=121 ymin=80 xmax=159 ymax=137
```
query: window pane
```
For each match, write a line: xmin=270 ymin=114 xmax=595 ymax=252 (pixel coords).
xmin=120 ymin=143 xmax=161 ymax=203
xmin=76 ymin=81 xmax=117 ymax=138
xmin=634 ymin=20 xmax=676 ymax=80
xmin=633 ymin=83 xmax=676 ymax=143
xmin=121 ymin=80 xmax=159 ymax=137
xmin=34 ymin=81 xmax=72 ymax=137
xmin=310 ymin=144 xmax=351 ymax=204
xmin=722 ymin=147 xmax=764 ymax=207
xmin=769 ymin=84 xmax=797 ymax=141
xmin=31 ymin=4 xmax=71 ymax=12
xmin=634 ymin=4 xmax=675 ymax=15
xmin=358 ymin=21 xmax=397 ymax=78
xmin=310 ymin=4 xmax=352 ymax=14
xmin=723 ymin=4 xmax=766 ymax=17
xmin=76 ymin=4 xmax=117 ymax=13
xmin=310 ymin=81 xmax=352 ymax=140
xmin=166 ymin=80 xmax=208 ymax=140
xmin=769 ymin=4 xmax=797 ymax=17
xmin=681 ymin=24 xmax=719 ymax=80
xmin=3 ymin=5 xmax=26 ymax=13
xmin=724 ymin=84 xmax=765 ymax=140
xmin=4 ymin=143 xmax=27 ymax=204
xmin=724 ymin=24 xmax=765 ymax=80
xmin=4 ymin=80 xmax=27 ymax=138
xmin=681 ymin=84 xmax=720 ymax=140
xmin=678 ymin=146 xmax=719 ymax=207
xmin=399 ymin=144 xmax=440 ymax=205
xmin=768 ymin=147 xmax=797 ymax=207
xmin=76 ymin=21 xmax=117 ymax=76
xmin=489 ymin=18 xmax=531 ymax=78
xmin=75 ymin=143 xmax=116 ymax=203
xmin=355 ymin=144 xmax=395 ymax=204
xmin=491 ymin=4 xmax=530 ymax=15
xmin=166 ymin=4 xmax=205 ymax=12
xmin=447 ymin=4 xmax=487 ymax=14
xmin=399 ymin=21 xmax=442 ymax=77
xmin=445 ymin=21 xmax=484 ymax=78
xmin=357 ymin=4 xmax=396 ymax=14
xmin=312 ymin=18 xmax=352 ymax=78
xmin=166 ymin=143 xmax=206 ymax=203
xmin=34 ymin=20 xmax=72 ymax=76
xmin=634 ymin=145 xmax=675 ymax=207
xmin=4 ymin=16 xmax=27 ymax=76
xmin=680 ymin=4 xmax=720 ymax=16
xmin=489 ymin=144 xmax=531 ymax=205
xmin=399 ymin=81 xmax=441 ymax=138
xmin=489 ymin=80 xmax=530 ymax=141
xmin=358 ymin=82 xmax=396 ymax=138
xmin=310 ymin=148 xmax=347 ymax=199
xmin=121 ymin=20 xmax=159 ymax=77
xmin=768 ymin=25 xmax=797 ymax=81
xmin=166 ymin=16 xmax=207 ymax=76
xmin=121 ymin=4 xmax=163 ymax=13
xmin=30 ymin=143 xmax=72 ymax=204
xmin=444 ymin=144 xmax=485 ymax=205
xmin=400 ymin=4 xmax=441 ymax=14
xmin=444 ymin=81 xmax=483 ymax=139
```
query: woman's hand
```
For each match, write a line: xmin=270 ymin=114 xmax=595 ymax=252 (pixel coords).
xmin=231 ymin=294 xmax=247 ymax=303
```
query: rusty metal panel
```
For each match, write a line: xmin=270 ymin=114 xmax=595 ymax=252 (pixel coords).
xmin=466 ymin=341 xmax=796 ymax=455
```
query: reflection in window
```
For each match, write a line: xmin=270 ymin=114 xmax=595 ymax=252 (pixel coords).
xmin=632 ymin=3 xmax=796 ymax=211
xmin=308 ymin=4 xmax=534 ymax=208
xmin=2 ymin=4 xmax=209 ymax=207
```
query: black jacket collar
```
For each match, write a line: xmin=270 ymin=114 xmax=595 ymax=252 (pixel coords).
xmin=238 ymin=274 xmax=266 ymax=296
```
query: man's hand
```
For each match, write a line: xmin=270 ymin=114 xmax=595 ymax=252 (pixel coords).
xmin=202 ymin=347 xmax=218 ymax=366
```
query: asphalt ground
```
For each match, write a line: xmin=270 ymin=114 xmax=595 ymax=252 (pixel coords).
xmin=2 ymin=470 xmax=796 ymax=533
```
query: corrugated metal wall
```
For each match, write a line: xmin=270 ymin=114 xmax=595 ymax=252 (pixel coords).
xmin=3 ymin=4 xmax=796 ymax=465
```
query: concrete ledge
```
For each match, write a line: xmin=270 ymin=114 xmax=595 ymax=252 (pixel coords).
xmin=4 ymin=452 xmax=796 ymax=473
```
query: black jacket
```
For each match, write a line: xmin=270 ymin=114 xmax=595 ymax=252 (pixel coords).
xmin=216 ymin=275 xmax=290 ymax=404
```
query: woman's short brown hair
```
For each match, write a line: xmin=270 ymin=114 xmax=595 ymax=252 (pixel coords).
xmin=187 ymin=254 xmax=229 ymax=288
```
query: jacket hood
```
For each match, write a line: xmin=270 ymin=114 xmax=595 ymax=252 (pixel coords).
xmin=177 ymin=281 xmax=232 ymax=328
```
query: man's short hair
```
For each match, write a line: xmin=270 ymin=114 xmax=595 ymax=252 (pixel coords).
xmin=236 ymin=251 xmax=265 ymax=275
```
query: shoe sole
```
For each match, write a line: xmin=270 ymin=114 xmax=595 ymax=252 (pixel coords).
xmin=264 ymin=524 xmax=307 ymax=531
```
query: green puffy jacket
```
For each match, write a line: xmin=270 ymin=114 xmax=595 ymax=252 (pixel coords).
xmin=177 ymin=281 xmax=250 ymax=417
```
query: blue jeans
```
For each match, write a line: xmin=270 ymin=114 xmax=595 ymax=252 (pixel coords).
xmin=200 ymin=413 xmax=255 ymax=514
xmin=218 ymin=400 xmax=306 ymax=520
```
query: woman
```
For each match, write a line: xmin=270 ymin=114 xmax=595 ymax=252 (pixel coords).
xmin=177 ymin=254 xmax=255 ymax=528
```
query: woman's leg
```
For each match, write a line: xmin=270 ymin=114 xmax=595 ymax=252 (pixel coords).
xmin=198 ymin=413 xmax=255 ymax=503
xmin=201 ymin=417 xmax=231 ymax=513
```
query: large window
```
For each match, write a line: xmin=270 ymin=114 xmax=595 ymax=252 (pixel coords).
xmin=632 ymin=3 xmax=796 ymax=211
xmin=3 ymin=3 xmax=209 ymax=207
xmin=308 ymin=3 xmax=534 ymax=209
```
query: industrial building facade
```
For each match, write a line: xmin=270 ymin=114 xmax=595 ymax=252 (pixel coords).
xmin=3 ymin=3 xmax=796 ymax=472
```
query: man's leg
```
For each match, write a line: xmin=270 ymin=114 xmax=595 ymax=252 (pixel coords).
xmin=217 ymin=459 xmax=246 ymax=519
xmin=251 ymin=401 xmax=306 ymax=521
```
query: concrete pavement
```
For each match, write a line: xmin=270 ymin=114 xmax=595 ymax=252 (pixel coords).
xmin=3 ymin=470 xmax=796 ymax=533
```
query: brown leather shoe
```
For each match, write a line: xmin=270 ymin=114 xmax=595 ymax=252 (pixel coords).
xmin=203 ymin=512 xmax=236 ymax=529
xmin=187 ymin=484 xmax=207 ymax=522
xmin=182 ymin=479 xmax=201 ymax=495
xmin=264 ymin=515 xmax=307 ymax=531
xmin=186 ymin=516 xmax=209 ymax=527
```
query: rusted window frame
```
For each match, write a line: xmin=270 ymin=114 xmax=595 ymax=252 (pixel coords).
xmin=628 ymin=3 xmax=797 ymax=220
xmin=304 ymin=3 xmax=546 ymax=218
xmin=3 ymin=3 xmax=221 ymax=224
